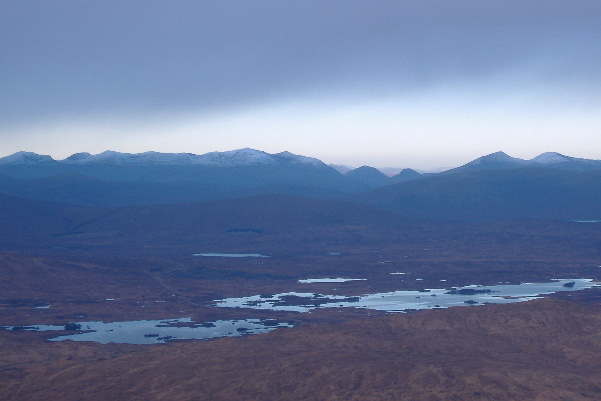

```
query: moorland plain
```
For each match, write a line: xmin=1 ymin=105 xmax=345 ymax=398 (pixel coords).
xmin=1 ymin=151 xmax=601 ymax=399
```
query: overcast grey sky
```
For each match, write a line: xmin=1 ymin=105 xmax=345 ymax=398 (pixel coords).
xmin=1 ymin=1 xmax=600 ymax=169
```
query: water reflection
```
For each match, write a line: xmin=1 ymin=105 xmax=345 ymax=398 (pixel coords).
xmin=193 ymin=253 xmax=270 ymax=258
xmin=214 ymin=279 xmax=599 ymax=313
xmin=2 ymin=318 xmax=291 ymax=344
xmin=298 ymin=278 xmax=366 ymax=283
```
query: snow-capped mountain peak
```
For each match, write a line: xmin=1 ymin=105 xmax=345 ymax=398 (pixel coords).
xmin=479 ymin=151 xmax=527 ymax=164
xmin=199 ymin=148 xmax=277 ymax=166
xmin=57 ymin=149 xmax=279 ymax=166
xmin=52 ymin=148 xmax=329 ymax=166
xmin=72 ymin=150 xmax=134 ymax=164
xmin=461 ymin=151 xmax=528 ymax=169
xmin=530 ymin=152 xmax=569 ymax=165
xmin=63 ymin=152 xmax=93 ymax=163
xmin=0 ymin=151 xmax=54 ymax=164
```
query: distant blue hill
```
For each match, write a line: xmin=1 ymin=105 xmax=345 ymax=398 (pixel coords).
xmin=447 ymin=151 xmax=601 ymax=173
xmin=355 ymin=167 xmax=601 ymax=221
xmin=1 ymin=149 xmax=600 ymax=221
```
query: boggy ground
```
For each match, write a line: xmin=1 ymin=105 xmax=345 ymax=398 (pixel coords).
xmin=1 ymin=219 xmax=600 ymax=326
xmin=2 ymin=298 xmax=601 ymax=400
xmin=1 ymin=218 xmax=601 ymax=400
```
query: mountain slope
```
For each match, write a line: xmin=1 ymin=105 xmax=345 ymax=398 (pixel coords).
xmin=0 ymin=149 xmax=329 ymax=178
xmin=5 ymin=299 xmax=601 ymax=401
xmin=0 ymin=150 xmax=369 ymax=206
xmin=448 ymin=151 xmax=601 ymax=174
xmin=390 ymin=168 xmax=423 ymax=183
xmin=530 ymin=152 xmax=601 ymax=171
xmin=0 ymin=192 xmax=407 ymax=248
xmin=55 ymin=194 xmax=408 ymax=244
xmin=344 ymin=166 xmax=391 ymax=188
xmin=2 ymin=149 xmax=601 ymax=211
xmin=452 ymin=151 xmax=530 ymax=172
xmin=0 ymin=193 xmax=83 ymax=245
xmin=356 ymin=167 xmax=601 ymax=221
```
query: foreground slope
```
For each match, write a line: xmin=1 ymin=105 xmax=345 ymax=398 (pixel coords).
xmin=2 ymin=150 xmax=601 ymax=401
xmin=2 ymin=299 xmax=601 ymax=401
xmin=1 ymin=178 xmax=601 ymax=400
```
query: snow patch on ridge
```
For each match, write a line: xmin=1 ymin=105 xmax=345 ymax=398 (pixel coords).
xmin=71 ymin=150 xmax=205 ymax=165
xmin=57 ymin=148 xmax=325 ymax=167
xmin=531 ymin=152 xmax=569 ymax=164
xmin=200 ymin=148 xmax=277 ymax=166
xmin=60 ymin=149 xmax=283 ymax=166
xmin=0 ymin=151 xmax=54 ymax=164
xmin=464 ymin=151 xmax=528 ymax=167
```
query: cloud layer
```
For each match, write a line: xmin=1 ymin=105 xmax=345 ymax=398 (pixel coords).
xmin=1 ymin=1 xmax=600 ymax=168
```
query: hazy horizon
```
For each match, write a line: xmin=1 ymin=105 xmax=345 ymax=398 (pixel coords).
xmin=2 ymin=1 xmax=600 ymax=170
xmin=0 ymin=147 xmax=589 ymax=173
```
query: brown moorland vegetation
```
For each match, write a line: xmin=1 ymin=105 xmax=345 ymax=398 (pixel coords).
xmin=2 ymin=298 xmax=601 ymax=400
xmin=1 ymin=193 xmax=601 ymax=400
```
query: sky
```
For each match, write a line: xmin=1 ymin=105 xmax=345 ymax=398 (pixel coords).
xmin=1 ymin=1 xmax=600 ymax=170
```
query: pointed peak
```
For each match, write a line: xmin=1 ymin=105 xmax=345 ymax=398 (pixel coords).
xmin=63 ymin=152 xmax=93 ymax=163
xmin=348 ymin=165 xmax=382 ymax=172
xmin=344 ymin=165 xmax=391 ymax=187
xmin=479 ymin=151 xmax=518 ymax=162
xmin=390 ymin=168 xmax=423 ymax=183
xmin=450 ymin=151 xmax=529 ymax=172
xmin=531 ymin=152 xmax=569 ymax=164
xmin=397 ymin=168 xmax=421 ymax=175
xmin=345 ymin=166 xmax=388 ymax=178
xmin=466 ymin=151 xmax=528 ymax=166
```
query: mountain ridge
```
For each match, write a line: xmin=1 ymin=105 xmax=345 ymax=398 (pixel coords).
xmin=448 ymin=151 xmax=601 ymax=173
xmin=1 ymin=149 xmax=600 ymax=220
xmin=3 ymin=149 xmax=601 ymax=174
xmin=355 ymin=167 xmax=601 ymax=221
xmin=0 ymin=149 xmax=325 ymax=167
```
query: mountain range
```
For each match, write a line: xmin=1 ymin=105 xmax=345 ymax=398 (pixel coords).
xmin=1 ymin=149 xmax=600 ymax=221
xmin=447 ymin=151 xmax=601 ymax=173
xmin=2 ymin=149 xmax=601 ymax=400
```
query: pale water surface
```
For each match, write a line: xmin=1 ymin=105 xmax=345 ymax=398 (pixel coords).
xmin=298 ymin=278 xmax=366 ymax=283
xmin=193 ymin=253 xmax=270 ymax=258
xmin=2 ymin=318 xmax=291 ymax=344
xmin=214 ymin=279 xmax=599 ymax=313
xmin=4 ymin=279 xmax=598 ymax=344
